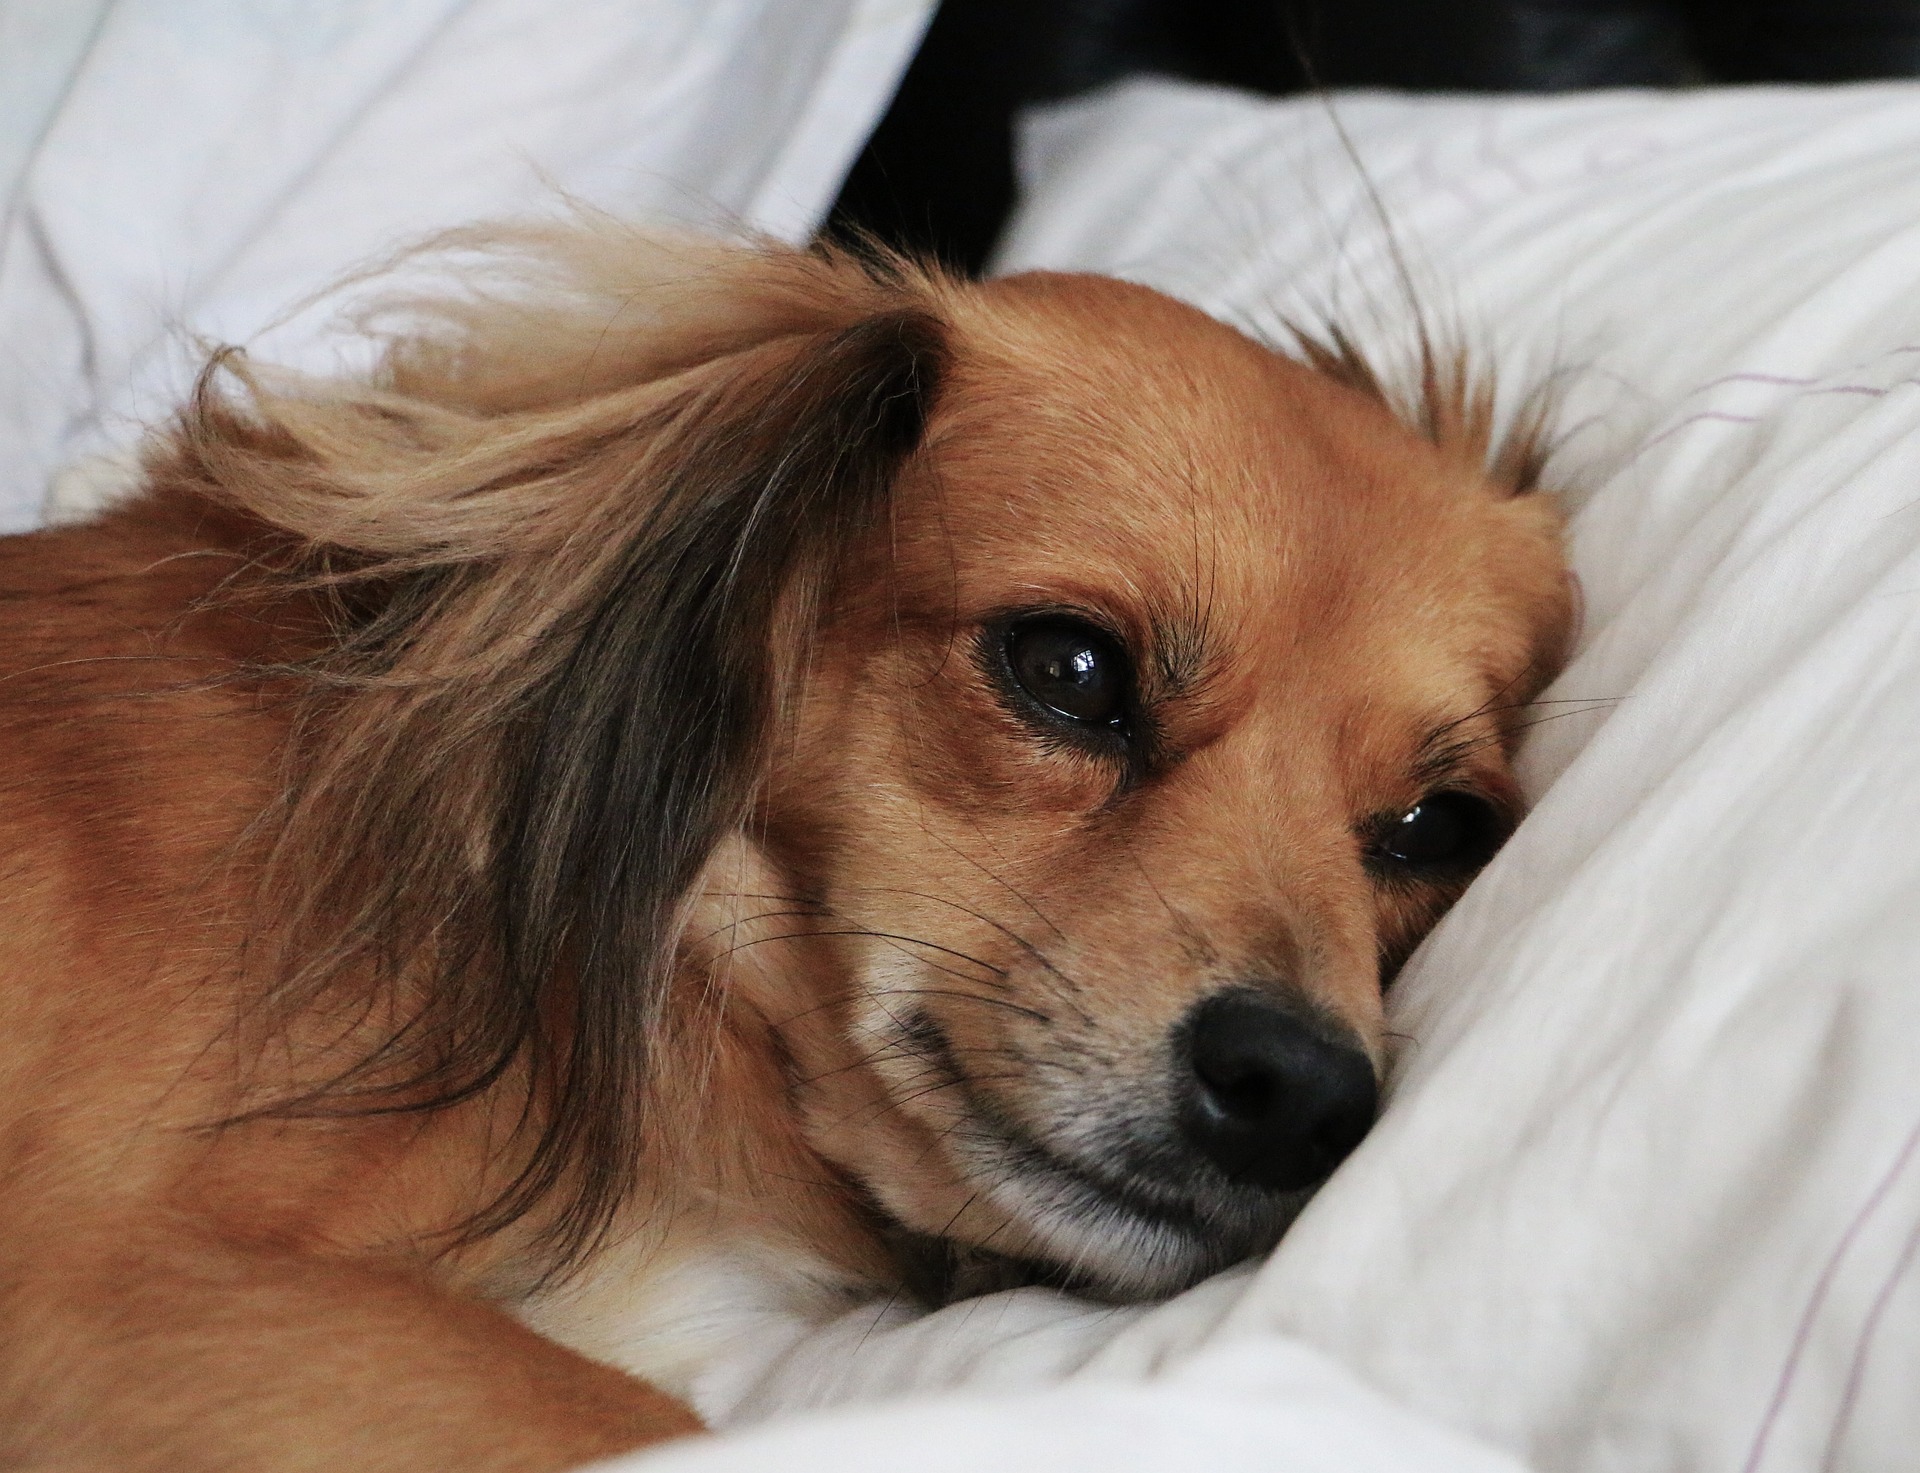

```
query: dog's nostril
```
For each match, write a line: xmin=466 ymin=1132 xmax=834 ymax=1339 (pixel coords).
xmin=1193 ymin=1050 xmax=1278 ymax=1120
xmin=1180 ymin=989 xmax=1378 ymax=1193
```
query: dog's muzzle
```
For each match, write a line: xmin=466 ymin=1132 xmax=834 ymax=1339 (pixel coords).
xmin=899 ymin=983 xmax=1380 ymax=1301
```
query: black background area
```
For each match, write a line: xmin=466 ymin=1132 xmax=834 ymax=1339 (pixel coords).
xmin=827 ymin=0 xmax=1920 ymax=275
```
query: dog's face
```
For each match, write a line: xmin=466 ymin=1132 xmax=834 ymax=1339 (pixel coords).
xmin=184 ymin=231 xmax=1568 ymax=1297
xmin=737 ymin=274 xmax=1570 ymax=1296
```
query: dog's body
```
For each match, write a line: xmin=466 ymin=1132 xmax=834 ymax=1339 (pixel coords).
xmin=0 ymin=227 xmax=1569 ymax=1471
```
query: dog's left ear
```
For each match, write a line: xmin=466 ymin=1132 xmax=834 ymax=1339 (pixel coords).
xmin=161 ymin=235 xmax=948 ymax=1270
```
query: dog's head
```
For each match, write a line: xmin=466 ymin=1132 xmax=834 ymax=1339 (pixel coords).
xmin=735 ymin=273 xmax=1569 ymax=1294
xmin=172 ymin=225 xmax=1568 ymax=1296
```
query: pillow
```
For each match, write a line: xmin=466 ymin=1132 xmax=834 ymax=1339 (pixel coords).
xmin=0 ymin=0 xmax=933 ymax=532
xmin=630 ymin=81 xmax=1920 ymax=1473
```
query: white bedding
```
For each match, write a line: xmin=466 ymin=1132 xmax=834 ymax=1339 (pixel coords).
xmin=0 ymin=0 xmax=934 ymax=532
xmin=603 ymin=81 xmax=1920 ymax=1473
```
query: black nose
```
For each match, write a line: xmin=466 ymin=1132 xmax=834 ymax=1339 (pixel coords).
xmin=1179 ymin=990 xmax=1379 ymax=1192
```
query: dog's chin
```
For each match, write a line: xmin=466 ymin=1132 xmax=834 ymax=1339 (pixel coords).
xmin=812 ymin=1006 xmax=1309 ymax=1304
xmin=876 ymin=1107 xmax=1306 ymax=1307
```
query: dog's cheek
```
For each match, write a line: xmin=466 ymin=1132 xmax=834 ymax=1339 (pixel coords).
xmin=796 ymin=601 xmax=1129 ymax=828
xmin=1370 ymin=880 xmax=1461 ymax=986
xmin=1485 ymin=493 xmax=1577 ymax=691
xmin=886 ymin=663 xmax=1123 ymax=821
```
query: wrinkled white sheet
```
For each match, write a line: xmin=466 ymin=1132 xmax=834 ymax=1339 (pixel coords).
xmin=593 ymin=81 xmax=1920 ymax=1473
xmin=0 ymin=0 xmax=933 ymax=531
xmin=617 ymin=1330 xmax=1527 ymax=1473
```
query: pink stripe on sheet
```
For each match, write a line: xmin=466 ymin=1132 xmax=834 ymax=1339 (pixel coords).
xmin=1740 ymin=1114 xmax=1920 ymax=1473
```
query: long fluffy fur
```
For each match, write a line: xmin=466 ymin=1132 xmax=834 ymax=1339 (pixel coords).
xmin=152 ymin=227 xmax=950 ymax=1270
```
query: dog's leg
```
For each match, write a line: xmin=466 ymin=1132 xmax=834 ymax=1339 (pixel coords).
xmin=2 ymin=1229 xmax=700 ymax=1473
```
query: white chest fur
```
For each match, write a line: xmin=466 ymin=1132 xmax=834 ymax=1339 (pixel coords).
xmin=514 ymin=1230 xmax=869 ymax=1414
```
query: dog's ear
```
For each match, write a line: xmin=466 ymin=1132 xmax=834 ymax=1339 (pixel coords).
xmin=485 ymin=305 xmax=946 ymax=1262
xmin=160 ymin=233 xmax=947 ymax=1271
xmin=1288 ymin=319 xmax=1573 ymax=708
xmin=1291 ymin=322 xmax=1556 ymax=495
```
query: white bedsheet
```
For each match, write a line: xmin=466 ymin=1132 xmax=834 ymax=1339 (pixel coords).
xmin=595 ymin=81 xmax=1920 ymax=1473
xmin=0 ymin=0 xmax=933 ymax=532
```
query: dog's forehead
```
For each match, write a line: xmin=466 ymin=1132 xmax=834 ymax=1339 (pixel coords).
xmin=923 ymin=274 xmax=1520 ymax=652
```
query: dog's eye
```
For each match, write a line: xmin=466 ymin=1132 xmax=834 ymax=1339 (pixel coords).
xmin=1005 ymin=617 xmax=1129 ymax=727
xmin=1369 ymin=793 xmax=1505 ymax=874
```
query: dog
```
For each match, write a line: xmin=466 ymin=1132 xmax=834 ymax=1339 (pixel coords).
xmin=0 ymin=221 xmax=1570 ymax=1471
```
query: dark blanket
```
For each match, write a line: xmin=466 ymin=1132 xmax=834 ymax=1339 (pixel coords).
xmin=829 ymin=0 xmax=1920 ymax=272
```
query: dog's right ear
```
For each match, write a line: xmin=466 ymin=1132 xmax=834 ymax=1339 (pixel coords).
xmin=1291 ymin=321 xmax=1557 ymax=496
xmin=471 ymin=302 xmax=948 ymax=1265
xmin=153 ymin=229 xmax=949 ymax=1274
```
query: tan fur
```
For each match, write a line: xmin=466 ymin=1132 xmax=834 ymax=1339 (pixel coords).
xmin=0 ymin=222 xmax=1569 ymax=1469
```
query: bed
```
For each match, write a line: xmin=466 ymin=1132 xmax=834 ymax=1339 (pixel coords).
xmin=6 ymin=8 xmax=1919 ymax=1470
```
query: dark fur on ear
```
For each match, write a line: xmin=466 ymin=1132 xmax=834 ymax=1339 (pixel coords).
xmin=148 ymin=228 xmax=948 ymax=1271
xmin=485 ymin=308 xmax=943 ymax=1258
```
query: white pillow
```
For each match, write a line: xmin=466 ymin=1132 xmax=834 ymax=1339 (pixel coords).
xmin=643 ymin=81 xmax=1920 ymax=1473
xmin=0 ymin=0 xmax=933 ymax=531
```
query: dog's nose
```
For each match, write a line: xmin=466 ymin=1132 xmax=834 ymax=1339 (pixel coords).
xmin=1178 ymin=990 xmax=1378 ymax=1192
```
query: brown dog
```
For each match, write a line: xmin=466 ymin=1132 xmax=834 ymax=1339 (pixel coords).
xmin=0 ymin=223 xmax=1569 ymax=1471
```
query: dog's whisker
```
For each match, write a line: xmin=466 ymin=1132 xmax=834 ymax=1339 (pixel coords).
xmin=849 ymin=886 xmax=1097 ymax=1026
xmin=729 ymin=886 xmax=1096 ymax=1032
xmin=706 ymin=926 xmax=1009 ymax=982
xmin=687 ymin=908 xmax=827 ymax=946
xmin=898 ymin=825 xmax=1071 ymax=944
xmin=880 ymin=988 xmax=1052 ymax=1025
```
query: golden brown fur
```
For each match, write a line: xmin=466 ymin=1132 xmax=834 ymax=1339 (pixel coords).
xmin=0 ymin=222 xmax=1569 ymax=1470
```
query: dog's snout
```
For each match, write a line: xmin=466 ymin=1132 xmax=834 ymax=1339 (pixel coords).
xmin=1178 ymin=990 xmax=1378 ymax=1193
